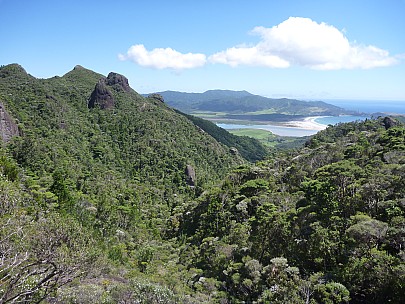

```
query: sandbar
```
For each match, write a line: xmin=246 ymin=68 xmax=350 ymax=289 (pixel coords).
xmin=283 ymin=116 xmax=329 ymax=131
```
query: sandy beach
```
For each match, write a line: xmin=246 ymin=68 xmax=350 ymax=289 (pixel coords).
xmin=283 ymin=116 xmax=329 ymax=131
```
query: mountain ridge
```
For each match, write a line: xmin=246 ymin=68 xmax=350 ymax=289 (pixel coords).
xmin=0 ymin=63 xmax=246 ymax=202
xmin=144 ymin=89 xmax=355 ymax=116
xmin=0 ymin=63 xmax=404 ymax=303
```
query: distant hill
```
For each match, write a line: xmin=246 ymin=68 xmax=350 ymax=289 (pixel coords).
xmin=144 ymin=89 xmax=355 ymax=116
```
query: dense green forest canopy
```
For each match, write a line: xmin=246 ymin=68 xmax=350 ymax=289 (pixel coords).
xmin=0 ymin=64 xmax=404 ymax=303
xmin=0 ymin=63 xmax=245 ymax=301
xmin=174 ymin=110 xmax=268 ymax=162
xmin=173 ymin=117 xmax=405 ymax=303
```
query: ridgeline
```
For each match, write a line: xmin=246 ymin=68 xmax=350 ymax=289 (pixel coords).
xmin=0 ymin=64 xmax=404 ymax=303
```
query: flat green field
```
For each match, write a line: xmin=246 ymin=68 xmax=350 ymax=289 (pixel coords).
xmin=228 ymin=128 xmax=278 ymax=147
xmin=228 ymin=128 xmax=307 ymax=148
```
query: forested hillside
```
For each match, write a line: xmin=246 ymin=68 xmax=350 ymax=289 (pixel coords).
xmin=0 ymin=64 xmax=244 ymax=192
xmin=0 ymin=63 xmax=404 ymax=303
xmin=148 ymin=90 xmax=354 ymax=116
xmin=0 ymin=63 xmax=245 ymax=303
xmin=175 ymin=110 xmax=268 ymax=162
xmin=173 ymin=117 xmax=405 ymax=303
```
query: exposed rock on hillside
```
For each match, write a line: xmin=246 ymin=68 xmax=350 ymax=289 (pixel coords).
xmin=73 ymin=65 xmax=85 ymax=70
xmin=88 ymin=79 xmax=115 ymax=109
xmin=106 ymin=72 xmax=131 ymax=92
xmin=383 ymin=116 xmax=398 ymax=129
xmin=185 ymin=164 xmax=196 ymax=187
xmin=148 ymin=93 xmax=165 ymax=103
xmin=0 ymin=102 xmax=19 ymax=142
xmin=230 ymin=147 xmax=239 ymax=155
xmin=88 ymin=72 xmax=132 ymax=108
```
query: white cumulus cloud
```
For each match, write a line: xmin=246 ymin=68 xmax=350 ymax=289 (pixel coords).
xmin=120 ymin=18 xmax=398 ymax=71
xmin=210 ymin=17 xmax=398 ymax=70
xmin=119 ymin=44 xmax=207 ymax=70
xmin=209 ymin=46 xmax=290 ymax=68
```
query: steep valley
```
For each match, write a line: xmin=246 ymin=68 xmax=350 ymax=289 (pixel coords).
xmin=0 ymin=64 xmax=404 ymax=303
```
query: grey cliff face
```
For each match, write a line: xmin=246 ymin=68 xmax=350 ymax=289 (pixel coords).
xmin=106 ymin=72 xmax=131 ymax=92
xmin=88 ymin=79 xmax=115 ymax=109
xmin=0 ymin=102 xmax=19 ymax=142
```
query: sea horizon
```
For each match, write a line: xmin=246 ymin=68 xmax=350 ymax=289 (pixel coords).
xmin=323 ymin=99 xmax=405 ymax=114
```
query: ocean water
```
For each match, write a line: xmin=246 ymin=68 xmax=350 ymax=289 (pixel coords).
xmin=314 ymin=99 xmax=405 ymax=126
xmin=325 ymin=99 xmax=405 ymax=114
xmin=314 ymin=115 xmax=369 ymax=126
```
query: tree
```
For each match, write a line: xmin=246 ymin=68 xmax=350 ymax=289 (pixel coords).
xmin=0 ymin=214 xmax=97 ymax=303
xmin=259 ymin=257 xmax=303 ymax=303
xmin=49 ymin=169 xmax=72 ymax=211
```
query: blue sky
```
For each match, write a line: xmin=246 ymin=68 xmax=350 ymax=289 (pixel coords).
xmin=1 ymin=0 xmax=405 ymax=101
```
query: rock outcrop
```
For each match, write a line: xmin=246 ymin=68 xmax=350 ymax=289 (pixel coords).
xmin=106 ymin=72 xmax=130 ymax=92
xmin=88 ymin=72 xmax=132 ymax=109
xmin=230 ymin=147 xmax=239 ymax=155
xmin=148 ymin=93 xmax=165 ymax=103
xmin=383 ymin=116 xmax=397 ymax=129
xmin=0 ymin=102 xmax=19 ymax=142
xmin=185 ymin=164 xmax=196 ymax=187
xmin=88 ymin=79 xmax=115 ymax=109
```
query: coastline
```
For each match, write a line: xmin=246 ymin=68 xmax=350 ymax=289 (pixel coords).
xmin=283 ymin=116 xmax=329 ymax=131
xmin=216 ymin=114 xmax=371 ymax=137
xmin=216 ymin=116 xmax=329 ymax=137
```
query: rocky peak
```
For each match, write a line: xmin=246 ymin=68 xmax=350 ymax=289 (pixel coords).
xmin=73 ymin=65 xmax=85 ymax=70
xmin=88 ymin=79 xmax=115 ymax=109
xmin=106 ymin=72 xmax=130 ymax=92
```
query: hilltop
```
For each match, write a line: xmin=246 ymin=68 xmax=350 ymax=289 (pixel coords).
xmin=0 ymin=63 xmax=247 ymax=189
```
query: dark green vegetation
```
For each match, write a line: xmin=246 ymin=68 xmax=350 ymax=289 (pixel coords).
xmin=175 ymin=110 xmax=268 ymax=162
xmin=147 ymin=90 xmax=356 ymax=117
xmin=174 ymin=117 xmax=405 ymax=303
xmin=0 ymin=63 xmax=245 ymax=303
xmin=394 ymin=115 xmax=405 ymax=123
xmin=1 ymin=64 xmax=404 ymax=303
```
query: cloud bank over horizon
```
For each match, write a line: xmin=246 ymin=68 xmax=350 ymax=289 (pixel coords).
xmin=119 ymin=17 xmax=399 ymax=71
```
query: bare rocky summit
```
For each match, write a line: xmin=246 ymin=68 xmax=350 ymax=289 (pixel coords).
xmin=106 ymin=72 xmax=131 ymax=92
xmin=88 ymin=72 xmax=132 ymax=109
xmin=88 ymin=79 xmax=116 ymax=109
